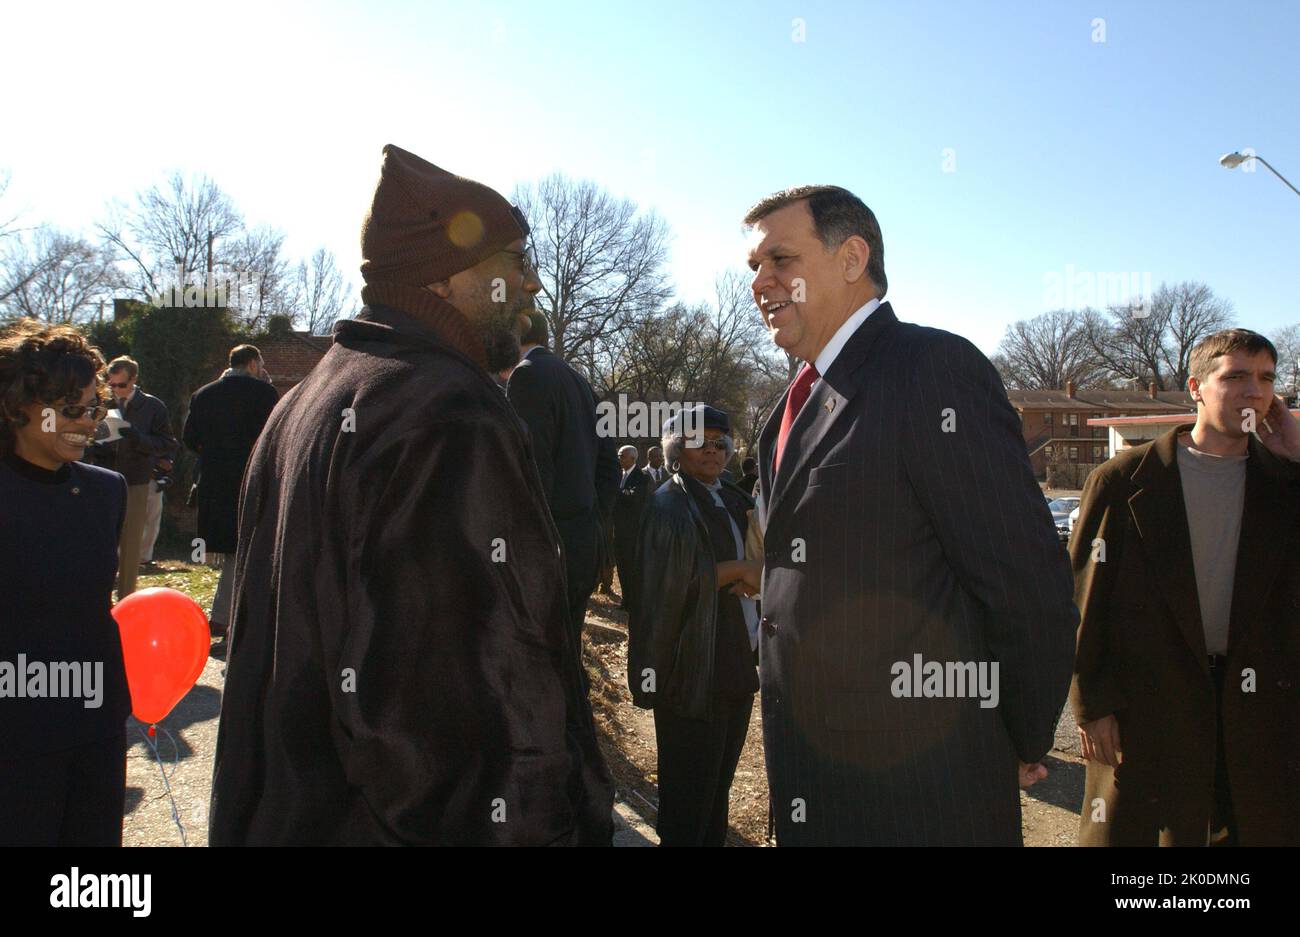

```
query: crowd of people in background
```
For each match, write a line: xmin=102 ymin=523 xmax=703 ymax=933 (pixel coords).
xmin=2 ymin=143 xmax=1297 ymax=847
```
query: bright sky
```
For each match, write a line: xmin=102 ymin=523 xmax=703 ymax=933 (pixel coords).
xmin=3 ymin=0 xmax=1297 ymax=354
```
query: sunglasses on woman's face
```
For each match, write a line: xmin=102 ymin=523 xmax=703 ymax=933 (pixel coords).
xmin=687 ymin=435 xmax=732 ymax=452
xmin=58 ymin=402 xmax=109 ymax=422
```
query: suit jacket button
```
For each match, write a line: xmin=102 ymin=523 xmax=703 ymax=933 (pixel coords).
xmin=760 ymin=616 xmax=776 ymax=635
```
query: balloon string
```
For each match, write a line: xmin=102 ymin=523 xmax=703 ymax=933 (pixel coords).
xmin=137 ymin=723 xmax=188 ymax=847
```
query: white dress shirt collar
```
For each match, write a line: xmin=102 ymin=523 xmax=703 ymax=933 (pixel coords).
xmin=813 ymin=297 xmax=881 ymax=377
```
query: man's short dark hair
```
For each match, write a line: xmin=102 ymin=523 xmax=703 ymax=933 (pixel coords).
xmin=742 ymin=457 xmax=757 ymax=473
xmin=1189 ymin=329 xmax=1277 ymax=383
xmin=743 ymin=185 xmax=887 ymax=298
xmin=520 ymin=311 xmax=548 ymax=348
xmin=229 ymin=344 xmax=262 ymax=369
xmin=106 ymin=355 xmax=139 ymax=380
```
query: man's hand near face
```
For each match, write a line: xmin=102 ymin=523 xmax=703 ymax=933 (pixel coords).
xmin=1259 ymin=394 xmax=1300 ymax=462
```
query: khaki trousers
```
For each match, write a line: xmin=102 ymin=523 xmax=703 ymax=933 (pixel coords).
xmin=115 ymin=483 xmax=150 ymax=598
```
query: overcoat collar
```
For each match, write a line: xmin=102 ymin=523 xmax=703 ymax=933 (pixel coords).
xmin=357 ymin=281 xmax=489 ymax=368
xmin=1127 ymin=425 xmax=1293 ymax=668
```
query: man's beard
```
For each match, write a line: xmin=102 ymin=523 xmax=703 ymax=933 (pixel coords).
xmin=484 ymin=321 xmax=522 ymax=372
xmin=464 ymin=287 xmax=530 ymax=372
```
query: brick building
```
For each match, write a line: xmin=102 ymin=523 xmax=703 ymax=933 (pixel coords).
xmin=249 ymin=331 xmax=332 ymax=396
xmin=1006 ymin=381 xmax=1195 ymax=480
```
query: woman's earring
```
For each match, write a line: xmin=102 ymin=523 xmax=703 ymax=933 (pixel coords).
xmin=670 ymin=460 xmax=680 ymax=473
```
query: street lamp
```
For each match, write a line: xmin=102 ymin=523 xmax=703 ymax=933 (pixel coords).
xmin=1219 ymin=151 xmax=1300 ymax=198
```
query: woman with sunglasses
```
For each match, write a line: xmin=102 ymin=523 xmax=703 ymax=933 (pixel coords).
xmin=0 ymin=319 xmax=133 ymax=845
xmin=627 ymin=403 xmax=763 ymax=846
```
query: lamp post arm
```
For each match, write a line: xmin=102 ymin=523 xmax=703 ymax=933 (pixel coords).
xmin=1251 ymin=156 xmax=1300 ymax=199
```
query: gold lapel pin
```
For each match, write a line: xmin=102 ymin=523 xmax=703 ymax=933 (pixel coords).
xmin=824 ymin=398 xmax=836 ymax=413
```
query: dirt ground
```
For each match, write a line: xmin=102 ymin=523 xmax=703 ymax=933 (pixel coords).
xmin=123 ymin=563 xmax=1086 ymax=847
xmin=585 ymin=582 xmax=1086 ymax=847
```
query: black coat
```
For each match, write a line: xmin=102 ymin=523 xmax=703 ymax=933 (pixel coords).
xmin=755 ymin=302 xmax=1077 ymax=845
xmin=613 ymin=466 xmax=649 ymax=562
xmin=209 ymin=303 xmax=613 ymax=845
xmin=628 ymin=472 xmax=735 ymax=719
xmin=183 ymin=373 xmax=280 ymax=554
xmin=507 ymin=347 xmax=619 ymax=602
xmin=641 ymin=464 xmax=670 ymax=490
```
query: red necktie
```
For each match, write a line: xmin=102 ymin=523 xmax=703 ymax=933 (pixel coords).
xmin=775 ymin=363 xmax=819 ymax=472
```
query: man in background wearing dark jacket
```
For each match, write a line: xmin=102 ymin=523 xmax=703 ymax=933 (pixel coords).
xmin=508 ymin=311 xmax=620 ymax=661
xmin=183 ymin=345 xmax=279 ymax=642
xmin=210 ymin=145 xmax=612 ymax=845
xmin=93 ymin=355 xmax=176 ymax=598
xmin=613 ymin=444 xmax=649 ymax=610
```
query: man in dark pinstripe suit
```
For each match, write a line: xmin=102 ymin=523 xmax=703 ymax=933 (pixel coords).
xmin=743 ymin=186 xmax=1077 ymax=845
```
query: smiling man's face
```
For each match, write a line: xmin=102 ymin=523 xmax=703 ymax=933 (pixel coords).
xmin=746 ymin=199 xmax=869 ymax=363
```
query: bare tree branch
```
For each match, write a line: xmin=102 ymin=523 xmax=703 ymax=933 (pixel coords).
xmin=513 ymin=174 xmax=672 ymax=364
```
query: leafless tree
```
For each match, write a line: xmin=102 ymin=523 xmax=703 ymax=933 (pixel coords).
xmin=1158 ymin=282 xmax=1235 ymax=388
xmin=995 ymin=308 xmax=1107 ymax=390
xmin=583 ymin=269 xmax=787 ymax=454
xmin=512 ymin=174 xmax=672 ymax=363
xmin=98 ymin=171 xmax=243 ymax=300
xmin=294 ymin=246 xmax=355 ymax=334
xmin=1271 ymin=323 xmax=1300 ymax=398
xmin=0 ymin=228 xmax=119 ymax=323
xmin=0 ymin=171 xmax=55 ymax=309
xmin=1083 ymin=281 xmax=1234 ymax=390
xmin=0 ymin=171 xmax=21 ymax=243
xmin=220 ymin=225 xmax=295 ymax=330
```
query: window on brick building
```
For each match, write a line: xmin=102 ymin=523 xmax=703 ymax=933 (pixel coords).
xmin=1069 ymin=446 xmax=1079 ymax=461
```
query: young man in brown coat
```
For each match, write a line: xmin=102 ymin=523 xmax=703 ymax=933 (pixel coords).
xmin=1071 ymin=329 xmax=1300 ymax=845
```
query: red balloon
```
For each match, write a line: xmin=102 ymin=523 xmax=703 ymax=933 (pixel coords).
xmin=112 ymin=587 xmax=209 ymax=725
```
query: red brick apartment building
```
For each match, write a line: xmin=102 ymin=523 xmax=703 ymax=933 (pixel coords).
xmin=1006 ymin=381 xmax=1195 ymax=479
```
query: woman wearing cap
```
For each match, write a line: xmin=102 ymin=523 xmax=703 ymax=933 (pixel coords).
xmin=0 ymin=319 xmax=132 ymax=845
xmin=628 ymin=404 xmax=762 ymax=846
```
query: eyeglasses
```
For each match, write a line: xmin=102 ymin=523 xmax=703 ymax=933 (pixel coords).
xmin=58 ymin=402 xmax=109 ymax=421
xmin=108 ymin=380 xmax=131 ymax=390
xmin=686 ymin=435 xmax=732 ymax=452
xmin=502 ymin=246 xmax=537 ymax=274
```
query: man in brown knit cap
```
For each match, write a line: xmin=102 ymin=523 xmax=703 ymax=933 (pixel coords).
xmin=210 ymin=144 xmax=614 ymax=845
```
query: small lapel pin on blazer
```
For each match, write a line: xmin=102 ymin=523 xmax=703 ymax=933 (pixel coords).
xmin=824 ymin=398 xmax=836 ymax=413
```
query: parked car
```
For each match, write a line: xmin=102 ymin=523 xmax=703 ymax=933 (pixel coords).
xmin=1047 ymin=497 xmax=1080 ymax=542
xmin=1067 ymin=505 xmax=1080 ymax=539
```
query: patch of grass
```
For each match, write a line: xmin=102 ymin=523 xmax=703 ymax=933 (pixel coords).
xmin=137 ymin=561 xmax=220 ymax=613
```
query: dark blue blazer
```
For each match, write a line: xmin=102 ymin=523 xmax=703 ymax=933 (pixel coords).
xmin=755 ymin=302 xmax=1077 ymax=845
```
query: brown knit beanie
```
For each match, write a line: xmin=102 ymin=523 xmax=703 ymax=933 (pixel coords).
xmin=360 ymin=144 xmax=528 ymax=286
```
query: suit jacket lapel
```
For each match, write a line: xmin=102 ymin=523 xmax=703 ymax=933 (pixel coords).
xmin=762 ymin=303 xmax=896 ymax=524
xmin=1127 ymin=427 xmax=1209 ymax=671
xmin=766 ymin=378 xmax=855 ymax=521
xmin=1226 ymin=438 xmax=1293 ymax=653
xmin=755 ymin=385 xmax=786 ymax=530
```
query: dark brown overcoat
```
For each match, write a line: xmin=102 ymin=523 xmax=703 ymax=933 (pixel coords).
xmin=1070 ymin=426 xmax=1300 ymax=845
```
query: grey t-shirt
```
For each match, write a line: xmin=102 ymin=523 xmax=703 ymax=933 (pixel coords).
xmin=1176 ymin=436 xmax=1248 ymax=656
